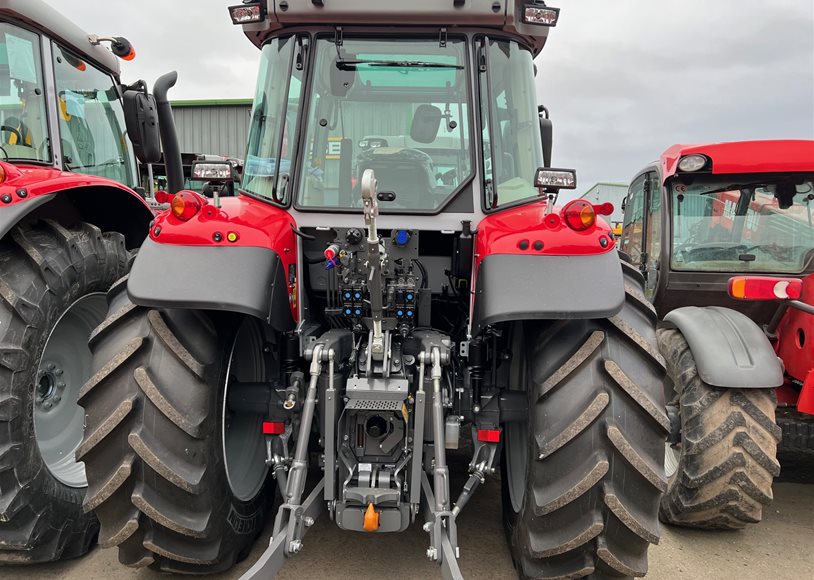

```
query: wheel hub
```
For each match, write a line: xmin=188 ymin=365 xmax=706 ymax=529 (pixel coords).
xmin=36 ymin=362 xmax=67 ymax=411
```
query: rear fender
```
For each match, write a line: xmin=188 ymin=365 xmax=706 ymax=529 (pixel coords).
xmin=662 ymin=306 xmax=784 ymax=388
xmin=128 ymin=239 xmax=295 ymax=332
xmin=472 ymin=200 xmax=623 ymax=333
xmin=127 ymin=194 xmax=297 ymax=331
xmin=0 ymin=165 xmax=152 ymax=248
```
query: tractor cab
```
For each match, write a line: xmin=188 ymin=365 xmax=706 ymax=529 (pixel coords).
xmin=0 ymin=12 xmax=142 ymax=187
xmin=620 ymin=140 xmax=814 ymax=320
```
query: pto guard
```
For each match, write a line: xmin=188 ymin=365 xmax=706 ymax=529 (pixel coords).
xmin=472 ymin=199 xmax=623 ymax=334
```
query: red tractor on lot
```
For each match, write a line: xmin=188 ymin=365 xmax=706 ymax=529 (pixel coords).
xmin=79 ymin=2 xmax=669 ymax=579
xmin=0 ymin=0 xmax=169 ymax=564
xmin=619 ymin=139 xmax=814 ymax=529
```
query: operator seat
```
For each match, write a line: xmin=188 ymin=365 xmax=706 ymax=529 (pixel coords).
xmin=354 ymin=105 xmax=442 ymax=208
xmin=356 ymin=147 xmax=435 ymax=208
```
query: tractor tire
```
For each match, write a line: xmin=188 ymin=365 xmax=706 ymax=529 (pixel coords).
xmin=0 ymin=220 xmax=128 ymax=563
xmin=77 ymin=283 xmax=269 ymax=574
xmin=503 ymin=260 xmax=668 ymax=579
xmin=657 ymin=328 xmax=781 ymax=529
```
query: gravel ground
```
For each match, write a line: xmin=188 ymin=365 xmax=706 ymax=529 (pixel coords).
xmin=5 ymin=454 xmax=812 ymax=580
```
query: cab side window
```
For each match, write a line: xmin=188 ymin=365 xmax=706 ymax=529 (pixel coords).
xmin=620 ymin=174 xmax=647 ymax=265
xmin=643 ymin=172 xmax=662 ymax=297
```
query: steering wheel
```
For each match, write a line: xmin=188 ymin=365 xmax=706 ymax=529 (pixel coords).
xmin=1 ymin=125 xmax=28 ymax=147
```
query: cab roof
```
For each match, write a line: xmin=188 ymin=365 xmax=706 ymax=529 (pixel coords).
xmin=661 ymin=140 xmax=814 ymax=182
xmin=0 ymin=0 xmax=121 ymax=77
xmin=239 ymin=0 xmax=555 ymax=56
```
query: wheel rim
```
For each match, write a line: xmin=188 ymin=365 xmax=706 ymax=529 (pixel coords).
xmin=34 ymin=293 xmax=107 ymax=488
xmin=222 ymin=321 xmax=269 ymax=501
xmin=505 ymin=327 xmax=528 ymax=513
xmin=664 ymin=443 xmax=681 ymax=478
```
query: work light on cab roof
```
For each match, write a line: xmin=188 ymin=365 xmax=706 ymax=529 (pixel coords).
xmin=229 ymin=1 xmax=265 ymax=24
xmin=677 ymin=153 xmax=709 ymax=172
xmin=523 ymin=2 xmax=560 ymax=26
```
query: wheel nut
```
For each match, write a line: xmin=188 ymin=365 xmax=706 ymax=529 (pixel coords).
xmin=55 ymin=369 xmax=63 ymax=376
xmin=43 ymin=401 xmax=53 ymax=410
xmin=47 ymin=363 xmax=55 ymax=371
xmin=53 ymin=395 xmax=62 ymax=404
xmin=57 ymin=382 xmax=66 ymax=390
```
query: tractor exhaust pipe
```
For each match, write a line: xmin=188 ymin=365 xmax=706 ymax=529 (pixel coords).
xmin=153 ymin=72 xmax=184 ymax=194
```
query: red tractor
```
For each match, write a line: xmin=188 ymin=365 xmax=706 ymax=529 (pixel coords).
xmin=619 ymin=139 xmax=814 ymax=529
xmin=0 ymin=0 xmax=171 ymax=564
xmin=79 ymin=2 xmax=668 ymax=578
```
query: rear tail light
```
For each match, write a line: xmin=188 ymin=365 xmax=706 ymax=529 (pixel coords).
xmin=728 ymin=276 xmax=803 ymax=301
xmin=563 ymin=200 xmax=596 ymax=231
xmin=596 ymin=202 xmax=614 ymax=216
xmin=170 ymin=191 xmax=202 ymax=221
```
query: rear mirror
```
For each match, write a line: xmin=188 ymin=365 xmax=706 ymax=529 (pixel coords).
xmin=411 ymin=105 xmax=442 ymax=144
xmin=621 ymin=196 xmax=627 ymax=212
xmin=122 ymin=80 xmax=161 ymax=164
xmin=331 ymin=54 xmax=356 ymax=97
xmin=534 ymin=167 xmax=577 ymax=191
xmin=538 ymin=105 xmax=553 ymax=168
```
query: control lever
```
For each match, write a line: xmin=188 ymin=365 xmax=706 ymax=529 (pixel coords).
xmin=361 ymin=169 xmax=386 ymax=360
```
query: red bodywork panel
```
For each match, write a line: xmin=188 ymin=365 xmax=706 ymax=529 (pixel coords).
xmin=0 ymin=162 xmax=146 ymax=207
xmin=474 ymin=199 xmax=616 ymax=266
xmin=149 ymin=193 xmax=298 ymax=321
xmin=661 ymin=140 xmax=814 ymax=182
xmin=775 ymin=273 xmax=814 ymax=414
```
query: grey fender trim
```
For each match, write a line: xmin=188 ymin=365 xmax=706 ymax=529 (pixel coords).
xmin=0 ymin=194 xmax=56 ymax=240
xmin=663 ymin=306 xmax=784 ymax=388
xmin=472 ymin=252 xmax=625 ymax=333
xmin=128 ymin=238 xmax=294 ymax=331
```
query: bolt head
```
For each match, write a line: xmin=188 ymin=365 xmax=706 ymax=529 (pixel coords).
xmin=423 ymin=522 xmax=432 ymax=532
xmin=426 ymin=547 xmax=437 ymax=560
xmin=303 ymin=516 xmax=314 ymax=527
xmin=289 ymin=540 xmax=303 ymax=553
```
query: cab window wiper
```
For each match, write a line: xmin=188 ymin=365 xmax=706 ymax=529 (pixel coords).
xmin=336 ymin=59 xmax=463 ymax=71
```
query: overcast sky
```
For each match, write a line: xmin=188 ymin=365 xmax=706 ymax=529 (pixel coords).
xmin=55 ymin=0 xmax=814 ymax=192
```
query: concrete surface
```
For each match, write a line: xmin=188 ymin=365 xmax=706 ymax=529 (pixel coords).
xmin=4 ymin=456 xmax=812 ymax=580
